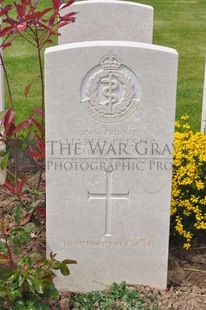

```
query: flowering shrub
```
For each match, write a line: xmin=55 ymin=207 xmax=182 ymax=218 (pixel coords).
xmin=171 ymin=116 xmax=206 ymax=249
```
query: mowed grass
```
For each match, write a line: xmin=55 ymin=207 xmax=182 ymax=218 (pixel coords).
xmin=3 ymin=0 xmax=56 ymax=119
xmin=133 ymin=0 xmax=206 ymax=131
xmin=3 ymin=0 xmax=206 ymax=131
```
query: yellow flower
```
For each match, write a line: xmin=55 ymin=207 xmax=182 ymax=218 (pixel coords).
xmin=181 ymin=115 xmax=189 ymax=121
xmin=171 ymin=116 xmax=206 ymax=249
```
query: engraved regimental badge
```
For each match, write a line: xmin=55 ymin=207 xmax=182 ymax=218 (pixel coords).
xmin=80 ymin=50 xmax=141 ymax=123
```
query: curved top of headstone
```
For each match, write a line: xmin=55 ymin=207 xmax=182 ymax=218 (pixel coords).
xmin=59 ymin=0 xmax=154 ymax=44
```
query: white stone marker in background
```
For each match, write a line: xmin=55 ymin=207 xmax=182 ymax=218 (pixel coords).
xmin=201 ymin=62 xmax=206 ymax=133
xmin=46 ymin=41 xmax=178 ymax=292
xmin=59 ymin=0 xmax=153 ymax=44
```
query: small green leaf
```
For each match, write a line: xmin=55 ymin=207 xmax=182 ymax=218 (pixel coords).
xmin=0 ymin=288 xmax=7 ymax=297
xmin=60 ymin=263 xmax=70 ymax=276
xmin=26 ymin=277 xmax=35 ymax=293
xmin=18 ymin=274 xmax=24 ymax=287
xmin=15 ymin=300 xmax=25 ymax=308
xmin=0 ymin=152 xmax=9 ymax=170
xmin=12 ymin=238 xmax=22 ymax=247
xmin=8 ymin=290 xmax=16 ymax=302
xmin=8 ymin=272 xmax=17 ymax=282
xmin=27 ymin=200 xmax=43 ymax=213
xmin=15 ymin=289 xmax=22 ymax=299
xmin=15 ymin=204 xmax=23 ymax=224
xmin=44 ymin=283 xmax=60 ymax=300
xmin=24 ymin=222 xmax=36 ymax=233
xmin=31 ymin=252 xmax=41 ymax=259
xmin=34 ymin=279 xmax=44 ymax=294
xmin=0 ymin=242 xmax=7 ymax=254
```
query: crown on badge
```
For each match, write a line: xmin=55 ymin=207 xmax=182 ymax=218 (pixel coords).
xmin=100 ymin=50 xmax=121 ymax=71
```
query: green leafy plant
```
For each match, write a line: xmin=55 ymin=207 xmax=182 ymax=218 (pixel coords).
xmin=70 ymin=281 xmax=159 ymax=310
xmin=0 ymin=213 xmax=77 ymax=308
xmin=0 ymin=0 xmax=78 ymax=308
xmin=0 ymin=0 xmax=77 ymax=111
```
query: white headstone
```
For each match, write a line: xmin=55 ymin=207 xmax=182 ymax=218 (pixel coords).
xmin=46 ymin=41 xmax=178 ymax=292
xmin=201 ymin=62 xmax=206 ymax=133
xmin=59 ymin=0 xmax=153 ymax=44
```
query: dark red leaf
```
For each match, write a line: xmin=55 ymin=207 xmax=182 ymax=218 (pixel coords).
xmin=18 ymin=164 xmax=35 ymax=171
xmin=34 ymin=108 xmax=44 ymax=118
xmin=0 ymin=25 xmax=15 ymax=36
xmin=13 ymin=119 xmax=33 ymax=134
xmin=52 ymin=0 xmax=63 ymax=10
xmin=20 ymin=211 xmax=34 ymax=226
xmin=59 ymin=11 xmax=78 ymax=20
xmin=36 ymin=207 xmax=46 ymax=218
xmin=14 ymin=2 xmax=26 ymax=17
xmin=32 ymin=119 xmax=44 ymax=138
xmin=27 ymin=135 xmax=45 ymax=159
xmin=1 ymin=109 xmax=16 ymax=136
xmin=4 ymin=180 xmax=16 ymax=195
xmin=1 ymin=109 xmax=15 ymax=126
xmin=6 ymin=123 xmax=16 ymax=137
xmin=2 ymin=37 xmax=16 ymax=49
xmin=57 ymin=19 xmax=75 ymax=29
xmin=0 ymin=5 xmax=13 ymax=18
xmin=60 ymin=0 xmax=75 ymax=10
xmin=36 ymin=7 xmax=52 ymax=19
xmin=24 ymin=11 xmax=39 ymax=21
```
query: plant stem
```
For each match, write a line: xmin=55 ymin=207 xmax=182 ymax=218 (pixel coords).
xmin=36 ymin=158 xmax=43 ymax=191
xmin=35 ymin=29 xmax=45 ymax=112
xmin=1 ymin=216 xmax=15 ymax=268
xmin=14 ymin=149 xmax=27 ymax=210
xmin=34 ymin=28 xmax=45 ymax=190
xmin=0 ymin=52 xmax=13 ymax=109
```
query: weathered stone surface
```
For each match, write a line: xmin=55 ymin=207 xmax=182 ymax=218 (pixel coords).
xmin=59 ymin=0 xmax=153 ymax=44
xmin=45 ymin=41 xmax=178 ymax=292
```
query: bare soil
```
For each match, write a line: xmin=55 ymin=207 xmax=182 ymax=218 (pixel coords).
xmin=1 ymin=176 xmax=206 ymax=309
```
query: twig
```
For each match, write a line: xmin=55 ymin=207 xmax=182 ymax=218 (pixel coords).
xmin=178 ymin=291 xmax=206 ymax=297
xmin=167 ymin=277 xmax=181 ymax=286
xmin=184 ymin=267 xmax=206 ymax=273
xmin=169 ymin=246 xmax=180 ymax=251
xmin=189 ymin=246 xmax=206 ymax=250
xmin=185 ymin=272 xmax=193 ymax=283
xmin=0 ymin=53 xmax=13 ymax=109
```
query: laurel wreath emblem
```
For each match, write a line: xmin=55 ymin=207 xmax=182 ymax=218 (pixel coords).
xmin=85 ymin=70 xmax=137 ymax=115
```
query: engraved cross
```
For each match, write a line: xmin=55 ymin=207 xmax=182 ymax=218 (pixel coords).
xmin=88 ymin=171 xmax=129 ymax=236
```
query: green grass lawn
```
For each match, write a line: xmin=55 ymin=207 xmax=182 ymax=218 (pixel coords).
xmin=3 ymin=0 xmax=206 ymax=131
